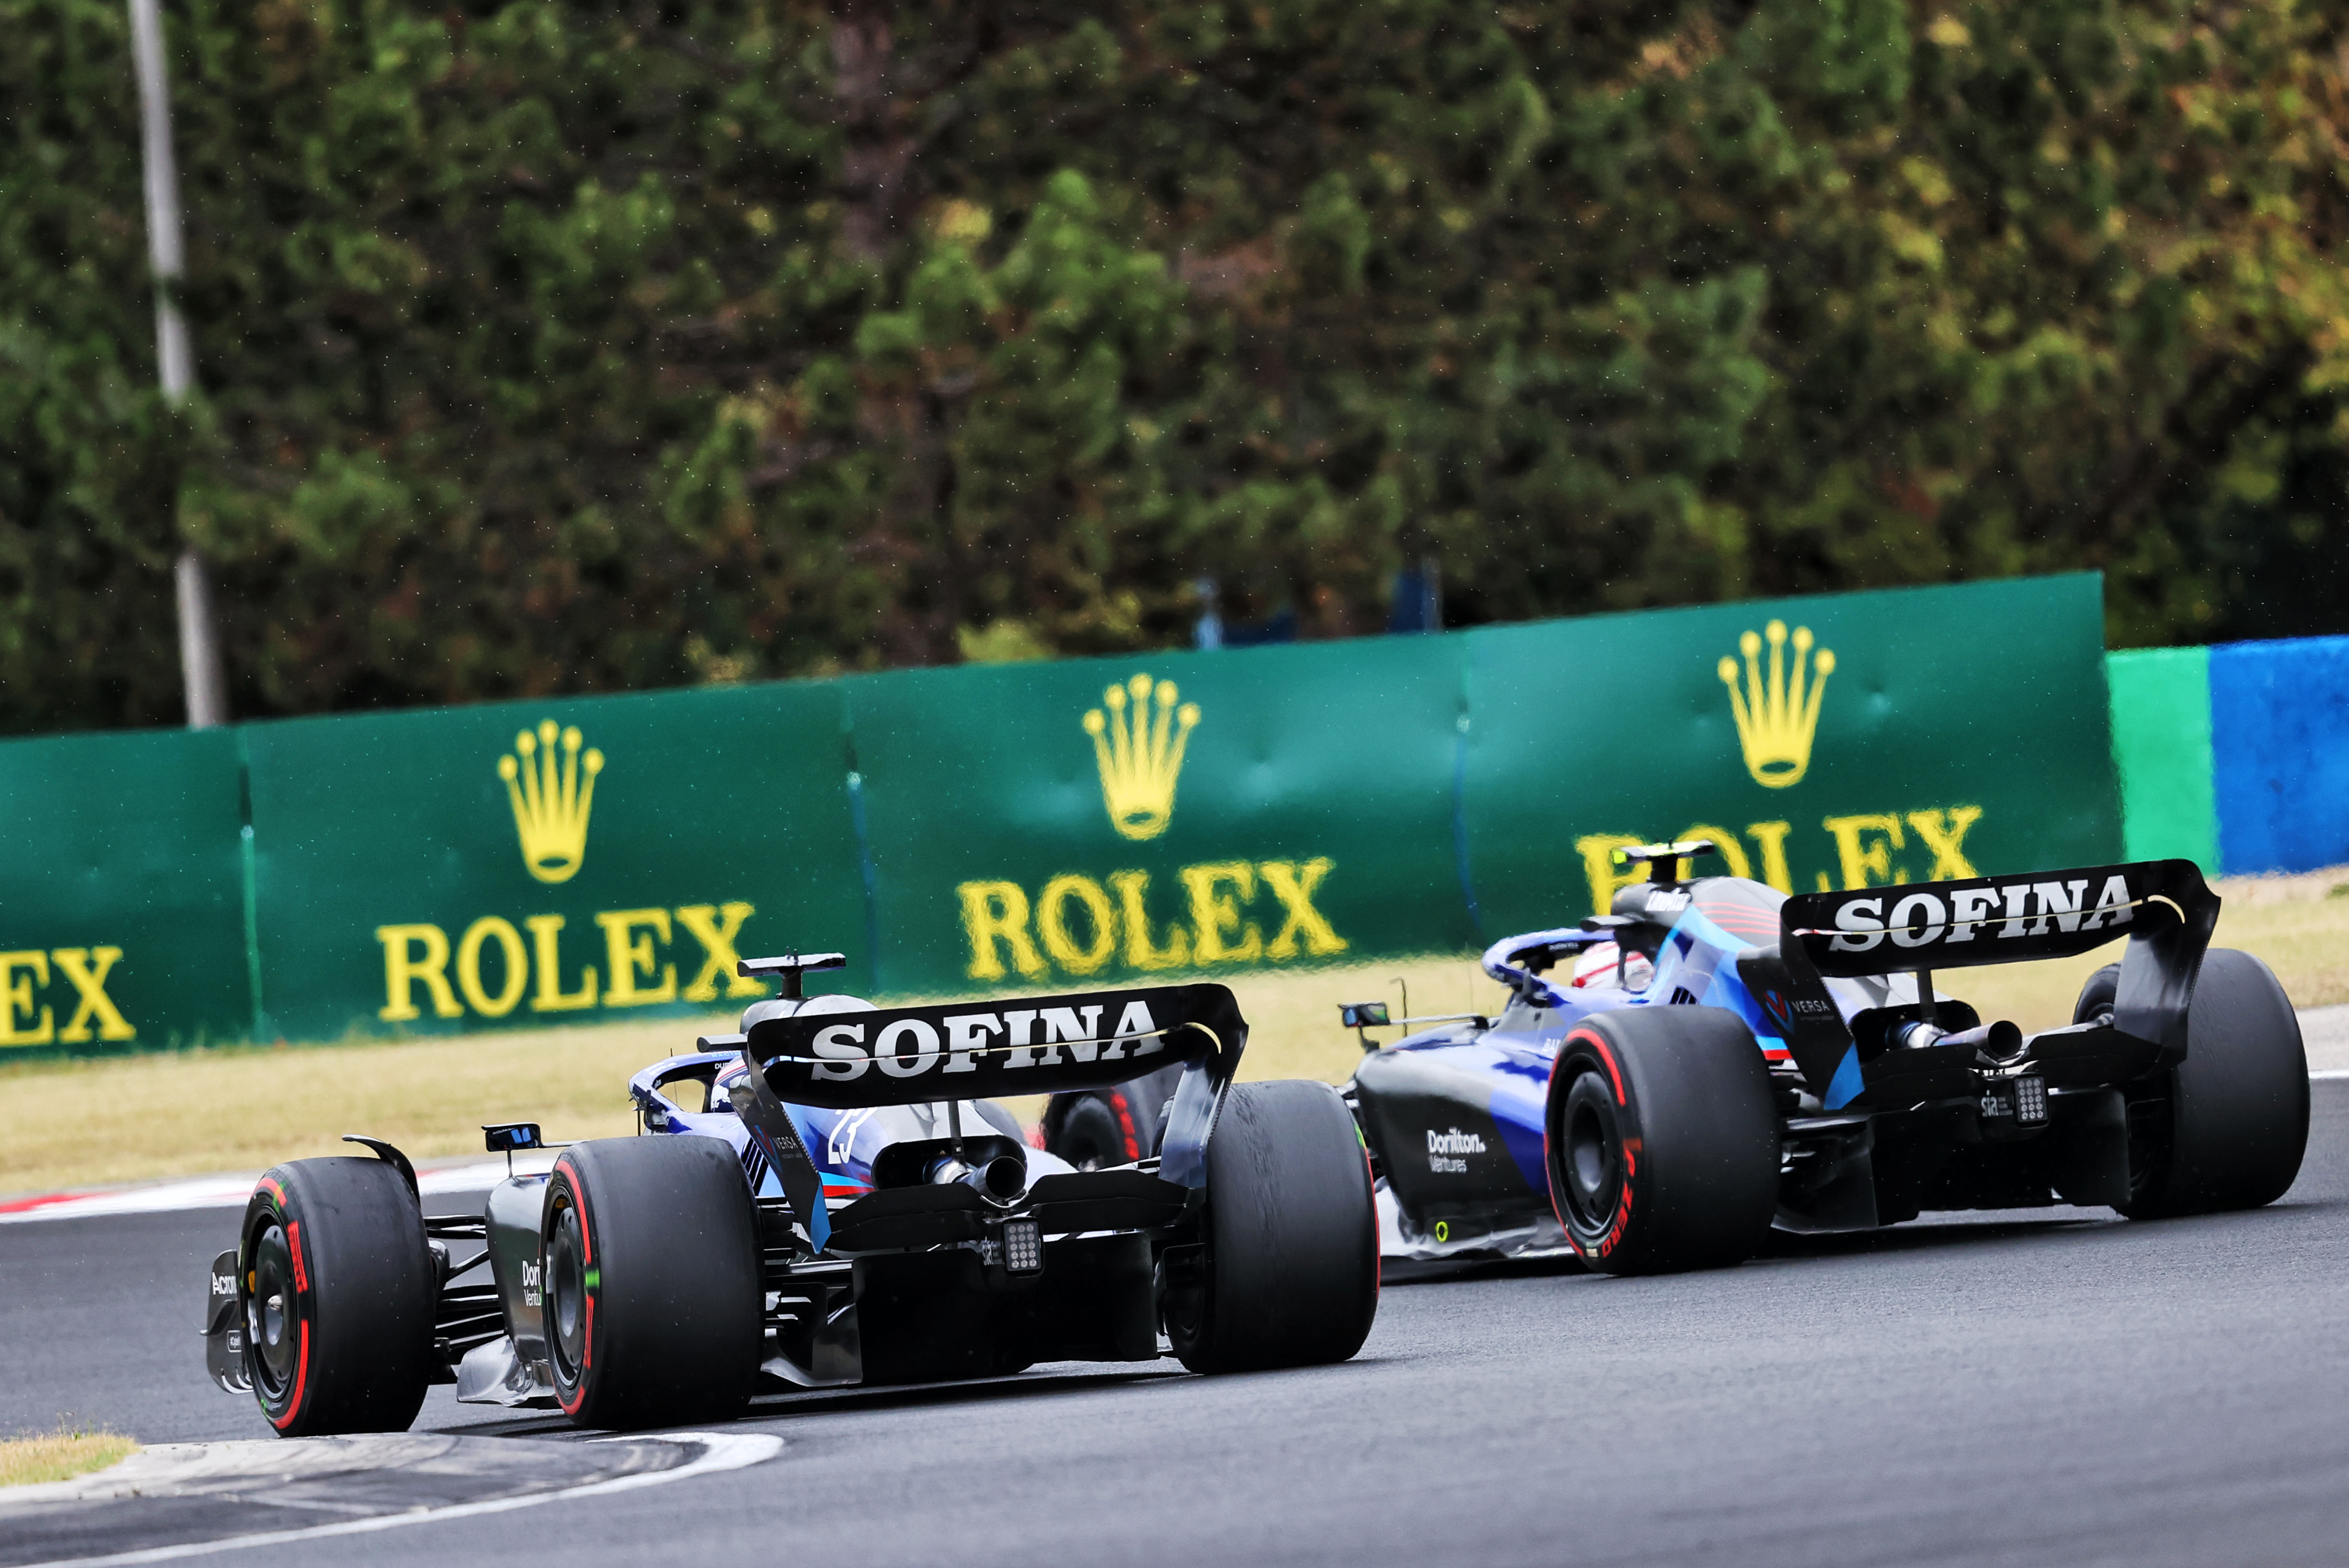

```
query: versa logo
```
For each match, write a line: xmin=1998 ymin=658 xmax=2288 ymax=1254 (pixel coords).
xmin=499 ymin=721 xmax=603 ymax=884
xmin=1718 ymin=620 xmax=1834 ymax=789
xmin=1083 ymin=675 xmax=1199 ymax=841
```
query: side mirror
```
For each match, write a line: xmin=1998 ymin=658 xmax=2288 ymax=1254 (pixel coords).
xmin=1338 ymin=1001 xmax=1390 ymax=1029
xmin=482 ymin=1122 xmax=543 ymax=1153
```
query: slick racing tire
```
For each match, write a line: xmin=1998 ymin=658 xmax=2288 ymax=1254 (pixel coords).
xmin=2082 ymin=951 xmax=2310 ymax=1219
xmin=1045 ymin=1066 xmax=1184 ymax=1169
xmin=238 ymin=1156 xmax=436 ymax=1437
xmin=1162 ymin=1080 xmax=1377 ymax=1374
xmin=545 ymin=1136 xmax=762 ymax=1430
xmin=1544 ymin=1006 xmax=1779 ymax=1275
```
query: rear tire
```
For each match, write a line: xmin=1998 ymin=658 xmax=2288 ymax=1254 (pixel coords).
xmin=1162 ymin=1081 xmax=1377 ymax=1374
xmin=239 ymin=1156 xmax=435 ymax=1436
xmin=1046 ymin=1067 xmax=1184 ymax=1169
xmin=545 ymin=1136 xmax=762 ymax=1430
xmin=1543 ymin=1006 xmax=1779 ymax=1274
xmin=2090 ymin=950 xmax=2310 ymax=1218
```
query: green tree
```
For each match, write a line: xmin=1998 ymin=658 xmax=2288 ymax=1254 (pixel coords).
xmin=4 ymin=0 xmax=2347 ymax=733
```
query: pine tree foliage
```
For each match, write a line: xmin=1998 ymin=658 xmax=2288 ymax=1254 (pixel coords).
xmin=4 ymin=0 xmax=2349 ymax=729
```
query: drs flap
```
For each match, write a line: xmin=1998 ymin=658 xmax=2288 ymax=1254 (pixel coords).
xmin=748 ymin=983 xmax=1246 ymax=1108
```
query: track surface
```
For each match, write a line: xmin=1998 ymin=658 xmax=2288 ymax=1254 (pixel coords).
xmin=8 ymin=1086 xmax=2349 ymax=1568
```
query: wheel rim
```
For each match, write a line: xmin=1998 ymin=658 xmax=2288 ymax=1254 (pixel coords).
xmin=245 ymin=1221 xmax=299 ymax=1401
xmin=546 ymin=1194 xmax=588 ymax=1383
xmin=1556 ymin=1071 xmax=1623 ymax=1233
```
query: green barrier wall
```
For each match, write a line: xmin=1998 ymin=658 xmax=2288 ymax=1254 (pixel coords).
xmin=2106 ymin=646 xmax=2218 ymax=873
xmin=847 ymin=637 xmax=1479 ymax=994
xmin=245 ymin=682 xmax=868 ymax=1041
xmin=1463 ymin=574 xmax=2122 ymax=928
xmin=0 ymin=728 xmax=251 ymax=1055
xmin=0 ymin=572 xmax=2125 ymax=1054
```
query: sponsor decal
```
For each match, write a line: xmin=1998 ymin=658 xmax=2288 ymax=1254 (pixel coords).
xmin=498 ymin=721 xmax=603 ymax=885
xmin=374 ymin=902 xmax=763 ymax=1022
xmin=1573 ymin=806 xmax=1986 ymax=912
xmin=1718 ymin=619 xmax=1835 ymax=789
xmin=1426 ymin=1127 xmax=1486 ymax=1175
xmin=956 ymin=676 xmax=1351 ymax=984
xmin=211 ymin=1270 xmax=236 ymax=1298
xmin=800 ymin=999 xmax=1168 ymax=1082
xmin=369 ymin=725 xmax=767 ymax=1023
xmin=521 ymin=1259 xmax=543 ymax=1309
xmin=1083 ymin=675 xmax=1200 ymax=842
xmin=958 ymin=860 xmax=1347 ymax=982
xmin=0 ymin=947 xmax=136 ymax=1047
xmin=1824 ymin=873 xmax=2133 ymax=952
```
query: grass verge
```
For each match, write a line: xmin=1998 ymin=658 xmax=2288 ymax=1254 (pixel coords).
xmin=1 ymin=870 xmax=2339 ymax=1200
xmin=0 ymin=1429 xmax=138 ymax=1488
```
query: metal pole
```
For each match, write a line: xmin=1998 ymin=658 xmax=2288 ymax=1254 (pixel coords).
xmin=128 ymin=0 xmax=227 ymax=728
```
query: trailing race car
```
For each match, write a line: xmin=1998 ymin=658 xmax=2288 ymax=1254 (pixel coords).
xmin=1323 ymin=842 xmax=2307 ymax=1274
xmin=202 ymin=955 xmax=1378 ymax=1434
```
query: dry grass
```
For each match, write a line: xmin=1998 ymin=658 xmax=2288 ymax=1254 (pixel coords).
xmin=0 ymin=1429 xmax=137 ymax=1488
xmin=1 ymin=870 xmax=2339 ymax=1200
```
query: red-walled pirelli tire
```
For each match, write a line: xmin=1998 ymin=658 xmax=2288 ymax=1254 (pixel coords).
xmin=2082 ymin=950 xmax=2311 ymax=1219
xmin=543 ymin=1136 xmax=762 ymax=1430
xmin=1162 ymin=1080 xmax=1378 ymax=1374
xmin=1544 ymin=1006 xmax=1780 ymax=1275
xmin=238 ymin=1157 xmax=435 ymax=1437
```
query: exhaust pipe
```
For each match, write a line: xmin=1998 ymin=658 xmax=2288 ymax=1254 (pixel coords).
xmin=1894 ymin=1018 xmax=2025 ymax=1061
xmin=926 ymin=1151 xmax=1027 ymax=1205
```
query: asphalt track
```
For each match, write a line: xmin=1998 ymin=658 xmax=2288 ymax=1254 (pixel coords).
xmin=8 ymin=1087 xmax=2349 ymax=1568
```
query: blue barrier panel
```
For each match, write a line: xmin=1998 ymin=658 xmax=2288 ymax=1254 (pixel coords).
xmin=2210 ymin=634 xmax=2349 ymax=874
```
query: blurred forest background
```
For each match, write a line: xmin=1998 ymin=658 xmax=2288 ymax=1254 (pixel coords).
xmin=7 ymin=0 xmax=2349 ymax=732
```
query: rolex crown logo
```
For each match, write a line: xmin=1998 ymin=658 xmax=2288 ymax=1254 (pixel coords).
xmin=498 ymin=720 xmax=603 ymax=883
xmin=1083 ymin=674 xmax=1201 ymax=841
xmin=1717 ymin=619 xmax=1834 ymax=789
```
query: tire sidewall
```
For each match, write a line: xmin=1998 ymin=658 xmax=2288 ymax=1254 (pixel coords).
xmin=542 ymin=1137 xmax=763 ymax=1429
xmin=238 ymin=1157 xmax=434 ymax=1436
xmin=1546 ymin=1029 xmax=1645 ymax=1267
xmin=1543 ymin=1007 xmax=1780 ymax=1275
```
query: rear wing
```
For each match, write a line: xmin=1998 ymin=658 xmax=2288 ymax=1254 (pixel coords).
xmin=740 ymin=983 xmax=1244 ymax=1107
xmin=1764 ymin=859 xmax=2219 ymax=1092
xmin=711 ymin=984 xmax=1247 ymax=1249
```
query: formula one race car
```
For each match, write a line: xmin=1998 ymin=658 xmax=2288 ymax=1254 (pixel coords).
xmin=202 ymin=955 xmax=1377 ymax=1434
xmin=1325 ymin=843 xmax=2307 ymax=1274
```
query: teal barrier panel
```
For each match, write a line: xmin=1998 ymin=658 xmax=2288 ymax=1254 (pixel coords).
xmin=243 ymin=683 xmax=868 ymax=1041
xmin=1461 ymin=574 xmax=2122 ymax=931
xmin=2106 ymin=646 xmax=2217 ymax=873
xmin=0 ymin=728 xmax=251 ymax=1057
xmin=843 ymin=639 xmax=1476 ymax=993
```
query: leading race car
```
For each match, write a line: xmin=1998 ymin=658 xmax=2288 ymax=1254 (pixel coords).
xmin=202 ymin=954 xmax=1378 ymax=1434
xmin=1317 ymin=842 xmax=2307 ymax=1274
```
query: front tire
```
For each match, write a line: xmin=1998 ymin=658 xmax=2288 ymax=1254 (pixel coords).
xmin=1162 ymin=1080 xmax=1377 ymax=1374
xmin=239 ymin=1156 xmax=436 ymax=1436
xmin=2085 ymin=950 xmax=2310 ymax=1218
xmin=1543 ymin=1006 xmax=1780 ymax=1274
xmin=545 ymin=1136 xmax=762 ymax=1429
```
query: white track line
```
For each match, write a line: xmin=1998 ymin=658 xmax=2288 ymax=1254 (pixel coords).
xmin=11 ymin=1431 xmax=783 ymax=1568
xmin=0 ymin=1155 xmax=555 ymax=1225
